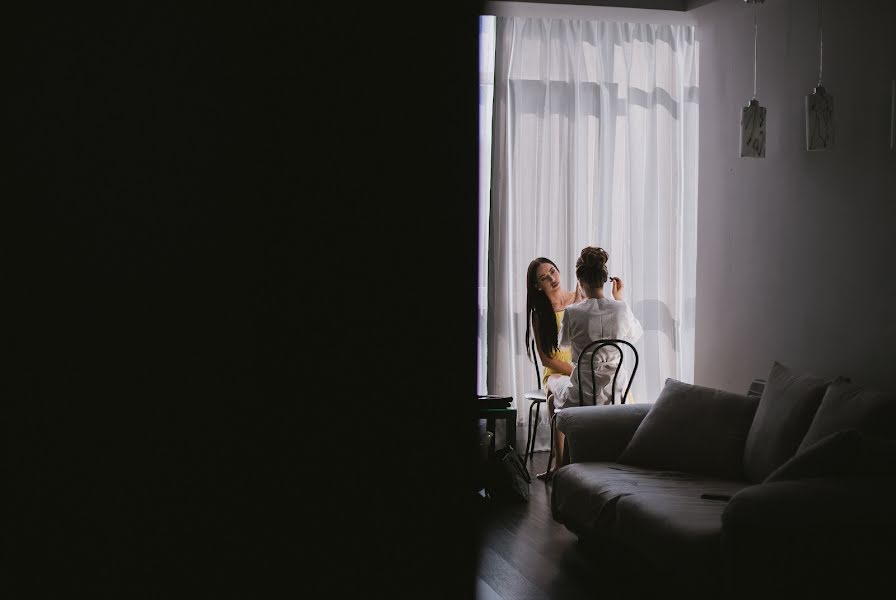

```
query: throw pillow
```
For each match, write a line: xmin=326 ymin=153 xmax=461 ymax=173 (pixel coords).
xmin=764 ymin=429 xmax=861 ymax=483
xmin=742 ymin=361 xmax=833 ymax=483
xmin=798 ymin=380 xmax=896 ymax=453
xmin=766 ymin=428 xmax=896 ymax=482
xmin=617 ymin=378 xmax=760 ymax=480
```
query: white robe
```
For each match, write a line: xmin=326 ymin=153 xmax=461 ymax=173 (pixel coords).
xmin=554 ymin=297 xmax=643 ymax=408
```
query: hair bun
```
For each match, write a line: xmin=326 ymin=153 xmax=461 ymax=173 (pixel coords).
xmin=580 ymin=246 xmax=608 ymax=267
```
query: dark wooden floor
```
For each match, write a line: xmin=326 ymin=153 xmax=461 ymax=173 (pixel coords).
xmin=474 ymin=451 xmax=648 ymax=600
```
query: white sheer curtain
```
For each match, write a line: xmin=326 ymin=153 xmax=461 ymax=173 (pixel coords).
xmin=478 ymin=16 xmax=496 ymax=396
xmin=481 ymin=16 xmax=699 ymax=451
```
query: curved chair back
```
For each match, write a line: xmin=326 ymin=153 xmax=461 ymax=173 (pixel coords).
xmin=575 ymin=339 xmax=639 ymax=405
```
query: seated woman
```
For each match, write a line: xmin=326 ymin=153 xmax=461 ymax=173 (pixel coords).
xmin=524 ymin=257 xmax=582 ymax=480
xmin=524 ymin=257 xmax=583 ymax=391
xmin=542 ymin=246 xmax=643 ymax=478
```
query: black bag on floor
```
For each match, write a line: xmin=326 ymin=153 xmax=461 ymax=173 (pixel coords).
xmin=484 ymin=446 xmax=530 ymax=503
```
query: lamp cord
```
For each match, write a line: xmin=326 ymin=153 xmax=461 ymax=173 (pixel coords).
xmin=817 ymin=0 xmax=824 ymax=87
xmin=752 ymin=2 xmax=758 ymax=99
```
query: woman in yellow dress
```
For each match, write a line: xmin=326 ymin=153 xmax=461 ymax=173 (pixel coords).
xmin=524 ymin=257 xmax=583 ymax=479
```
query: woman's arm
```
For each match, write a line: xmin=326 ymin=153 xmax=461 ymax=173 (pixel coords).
xmin=539 ymin=350 xmax=573 ymax=376
xmin=606 ymin=276 xmax=642 ymax=342
xmin=619 ymin=295 xmax=643 ymax=343
xmin=626 ymin=307 xmax=643 ymax=342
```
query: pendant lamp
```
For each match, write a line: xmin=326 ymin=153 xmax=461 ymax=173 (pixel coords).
xmin=806 ymin=0 xmax=834 ymax=150
xmin=740 ymin=0 xmax=766 ymax=158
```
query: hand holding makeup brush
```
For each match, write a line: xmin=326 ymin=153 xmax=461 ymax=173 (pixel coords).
xmin=608 ymin=276 xmax=624 ymax=301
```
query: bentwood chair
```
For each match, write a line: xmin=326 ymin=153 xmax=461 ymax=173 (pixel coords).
xmin=522 ymin=339 xmax=547 ymax=467
xmin=545 ymin=339 xmax=639 ymax=479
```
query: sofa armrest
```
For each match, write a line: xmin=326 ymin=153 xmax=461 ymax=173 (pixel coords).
xmin=555 ymin=403 xmax=652 ymax=463
xmin=721 ymin=478 xmax=896 ymax=592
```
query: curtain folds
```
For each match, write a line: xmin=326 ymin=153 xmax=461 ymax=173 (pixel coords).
xmin=482 ymin=16 xmax=699 ymax=452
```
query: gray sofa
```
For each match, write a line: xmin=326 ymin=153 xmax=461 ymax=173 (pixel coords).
xmin=551 ymin=361 xmax=896 ymax=596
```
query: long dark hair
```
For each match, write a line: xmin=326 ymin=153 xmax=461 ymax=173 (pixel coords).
xmin=525 ymin=257 xmax=560 ymax=363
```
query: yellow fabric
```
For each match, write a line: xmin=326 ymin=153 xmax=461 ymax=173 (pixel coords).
xmin=541 ymin=311 xmax=571 ymax=388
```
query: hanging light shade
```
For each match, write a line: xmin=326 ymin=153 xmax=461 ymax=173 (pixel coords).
xmin=740 ymin=0 xmax=766 ymax=158
xmin=741 ymin=99 xmax=766 ymax=158
xmin=806 ymin=0 xmax=834 ymax=150
xmin=806 ymin=86 xmax=834 ymax=150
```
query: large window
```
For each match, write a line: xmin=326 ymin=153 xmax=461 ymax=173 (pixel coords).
xmin=478 ymin=13 xmax=699 ymax=451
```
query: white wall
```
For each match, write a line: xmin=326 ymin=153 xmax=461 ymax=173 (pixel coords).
xmin=691 ymin=0 xmax=896 ymax=393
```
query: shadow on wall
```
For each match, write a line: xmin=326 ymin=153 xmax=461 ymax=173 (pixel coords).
xmin=633 ymin=299 xmax=677 ymax=351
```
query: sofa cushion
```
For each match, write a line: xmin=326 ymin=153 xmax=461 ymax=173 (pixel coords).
xmin=766 ymin=428 xmax=896 ymax=483
xmin=550 ymin=462 xmax=749 ymax=538
xmin=616 ymin=378 xmax=759 ymax=480
xmin=764 ymin=429 xmax=859 ymax=482
xmin=614 ymin=492 xmax=729 ymax=581
xmin=798 ymin=380 xmax=896 ymax=452
xmin=742 ymin=362 xmax=832 ymax=483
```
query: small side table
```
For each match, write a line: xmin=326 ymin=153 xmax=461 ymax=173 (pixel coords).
xmin=478 ymin=407 xmax=518 ymax=457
